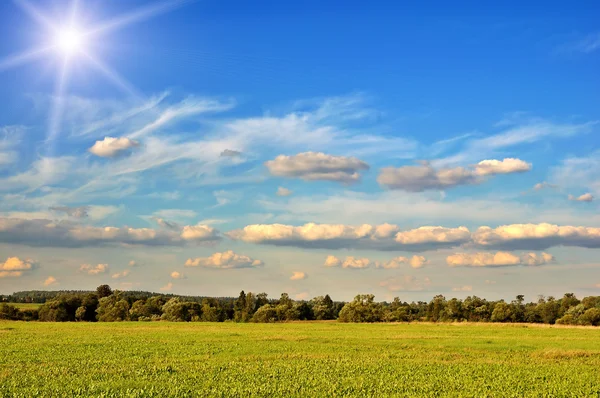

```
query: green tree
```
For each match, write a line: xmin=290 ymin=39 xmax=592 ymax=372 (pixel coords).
xmin=338 ymin=294 xmax=382 ymax=323
xmin=96 ymin=285 xmax=113 ymax=299
xmin=96 ymin=291 xmax=130 ymax=321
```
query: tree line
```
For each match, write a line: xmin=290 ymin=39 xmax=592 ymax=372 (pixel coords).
xmin=1 ymin=285 xmax=600 ymax=326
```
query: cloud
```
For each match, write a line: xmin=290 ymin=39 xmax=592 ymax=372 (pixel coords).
xmin=0 ymin=257 xmax=37 ymax=278
xmin=0 ymin=217 xmax=221 ymax=248
xmin=472 ymin=223 xmax=600 ymax=250
xmin=474 ymin=158 xmax=532 ymax=176
xmin=276 ymin=187 xmax=293 ymax=197
xmin=184 ymin=250 xmax=263 ymax=269
xmin=89 ymin=137 xmax=140 ymax=158
xmin=290 ymin=271 xmax=307 ymax=280
xmin=170 ymin=271 xmax=186 ymax=279
xmin=324 ymin=255 xmax=375 ymax=269
xmin=43 ymin=276 xmax=58 ymax=286
xmin=378 ymin=158 xmax=531 ymax=192
xmin=533 ymin=182 xmax=558 ymax=191
xmin=485 ymin=280 xmax=496 ymax=285
xmin=152 ymin=209 xmax=198 ymax=223
xmin=551 ymin=151 xmax=600 ymax=197
xmin=49 ymin=206 xmax=89 ymax=218
xmin=380 ymin=276 xmax=431 ymax=292
xmin=295 ymin=292 xmax=310 ymax=300
xmin=452 ymin=285 xmax=473 ymax=292
xmin=128 ymin=260 xmax=138 ymax=267
xmin=377 ymin=255 xmax=428 ymax=269
xmin=447 ymin=251 xmax=554 ymax=267
xmin=227 ymin=223 xmax=470 ymax=251
xmin=160 ymin=282 xmax=173 ymax=292
xmin=265 ymin=152 xmax=369 ymax=184
xmin=80 ymin=263 xmax=109 ymax=275
xmin=572 ymin=32 xmax=600 ymax=54
xmin=568 ymin=193 xmax=594 ymax=202
xmin=111 ymin=270 xmax=130 ymax=279
xmin=220 ymin=149 xmax=242 ymax=157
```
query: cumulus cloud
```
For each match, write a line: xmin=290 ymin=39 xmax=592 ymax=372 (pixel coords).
xmin=473 ymin=158 xmax=531 ymax=176
xmin=377 ymin=255 xmax=428 ymax=269
xmin=128 ymin=260 xmax=138 ymax=267
xmin=0 ymin=217 xmax=220 ymax=248
xmin=290 ymin=271 xmax=307 ymax=280
xmin=43 ymin=276 xmax=58 ymax=286
xmin=171 ymin=271 xmax=186 ymax=279
xmin=227 ymin=223 xmax=470 ymax=251
xmin=276 ymin=187 xmax=293 ymax=197
xmin=447 ymin=251 xmax=554 ymax=267
xmin=89 ymin=137 xmax=140 ymax=157
xmin=80 ymin=263 xmax=109 ymax=275
xmin=49 ymin=206 xmax=89 ymax=218
xmin=324 ymin=255 xmax=375 ymax=269
xmin=111 ymin=270 xmax=130 ymax=279
xmin=265 ymin=152 xmax=369 ymax=184
xmin=452 ymin=285 xmax=473 ymax=292
xmin=473 ymin=223 xmax=600 ymax=250
xmin=378 ymin=158 xmax=531 ymax=191
xmin=568 ymin=193 xmax=594 ymax=202
xmin=380 ymin=276 xmax=431 ymax=292
xmin=184 ymin=250 xmax=263 ymax=269
xmin=220 ymin=149 xmax=242 ymax=157
xmin=160 ymin=282 xmax=173 ymax=292
xmin=0 ymin=257 xmax=37 ymax=278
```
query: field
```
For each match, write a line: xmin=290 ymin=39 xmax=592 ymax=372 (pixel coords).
xmin=1 ymin=322 xmax=600 ymax=397
xmin=6 ymin=302 xmax=42 ymax=310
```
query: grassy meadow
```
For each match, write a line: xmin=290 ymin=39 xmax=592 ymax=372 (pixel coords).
xmin=1 ymin=321 xmax=600 ymax=397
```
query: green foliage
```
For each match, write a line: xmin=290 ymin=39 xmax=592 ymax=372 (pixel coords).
xmin=1 ymin=322 xmax=600 ymax=397
xmin=338 ymin=294 xmax=382 ymax=323
xmin=96 ymin=291 xmax=130 ymax=322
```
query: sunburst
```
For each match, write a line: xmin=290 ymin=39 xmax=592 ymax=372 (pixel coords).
xmin=0 ymin=0 xmax=193 ymax=142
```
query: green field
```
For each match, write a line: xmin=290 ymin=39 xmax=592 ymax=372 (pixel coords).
xmin=1 ymin=321 xmax=599 ymax=397
xmin=6 ymin=302 xmax=42 ymax=310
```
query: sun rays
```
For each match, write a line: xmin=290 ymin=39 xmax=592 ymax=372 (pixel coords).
xmin=0 ymin=0 xmax=192 ymax=143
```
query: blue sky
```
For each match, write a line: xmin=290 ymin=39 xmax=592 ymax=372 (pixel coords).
xmin=0 ymin=0 xmax=599 ymax=301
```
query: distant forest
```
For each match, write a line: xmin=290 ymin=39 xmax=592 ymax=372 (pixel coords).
xmin=1 ymin=285 xmax=600 ymax=326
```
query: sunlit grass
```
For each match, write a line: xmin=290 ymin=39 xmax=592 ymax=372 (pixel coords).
xmin=1 ymin=321 xmax=599 ymax=397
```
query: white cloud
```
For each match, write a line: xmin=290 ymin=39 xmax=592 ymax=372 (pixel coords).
xmin=324 ymin=255 xmax=375 ymax=269
xmin=227 ymin=222 xmax=470 ymax=251
xmin=160 ymin=282 xmax=173 ymax=292
xmin=380 ymin=276 xmax=431 ymax=292
xmin=49 ymin=206 xmax=89 ymax=218
xmin=473 ymin=223 xmax=600 ymax=250
xmin=43 ymin=276 xmax=58 ymax=286
xmin=377 ymin=255 xmax=428 ymax=269
xmin=533 ymin=182 xmax=558 ymax=191
xmin=0 ymin=257 xmax=37 ymax=278
xmin=265 ymin=152 xmax=369 ymax=184
xmin=447 ymin=251 xmax=554 ymax=267
xmin=290 ymin=271 xmax=307 ymax=280
xmin=295 ymin=292 xmax=310 ymax=300
xmin=184 ymin=250 xmax=263 ymax=269
xmin=89 ymin=137 xmax=140 ymax=158
xmin=80 ymin=263 xmax=109 ymax=275
xmin=0 ymin=217 xmax=221 ymax=248
xmin=170 ymin=271 xmax=186 ymax=279
xmin=378 ymin=158 xmax=531 ymax=192
xmin=111 ymin=270 xmax=130 ymax=279
xmin=568 ymin=193 xmax=594 ymax=202
xmin=276 ymin=187 xmax=293 ymax=197
xmin=128 ymin=260 xmax=138 ymax=267
xmin=551 ymin=151 xmax=600 ymax=197
xmin=152 ymin=209 xmax=198 ymax=223
xmin=452 ymin=285 xmax=473 ymax=292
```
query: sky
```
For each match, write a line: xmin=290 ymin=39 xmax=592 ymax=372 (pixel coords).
xmin=0 ymin=0 xmax=599 ymax=302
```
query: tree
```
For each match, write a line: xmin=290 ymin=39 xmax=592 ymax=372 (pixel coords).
xmin=311 ymin=295 xmax=335 ymax=320
xmin=96 ymin=291 xmax=129 ymax=321
xmin=96 ymin=285 xmax=113 ymax=299
xmin=338 ymin=294 xmax=382 ymax=323
xmin=252 ymin=304 xmax=277 ymax=322
xmin=491 ymin=302 xmax=512 ymax=323
xmin=233 ymin=290 xmax=248 ymax=322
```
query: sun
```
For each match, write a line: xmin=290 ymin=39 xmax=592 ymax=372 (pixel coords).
xmin=55 ymin=27 xmax=85 ymax=55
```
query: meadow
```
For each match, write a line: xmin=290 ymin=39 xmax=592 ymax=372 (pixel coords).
xmin=1 ymin=322 xmax=600 ymax=397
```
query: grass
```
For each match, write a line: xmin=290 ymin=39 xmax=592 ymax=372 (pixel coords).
xmin=1 ymin=321 xmax=600 ymax=397
xmin=4 ymin=302 xmax=42 ymax=310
